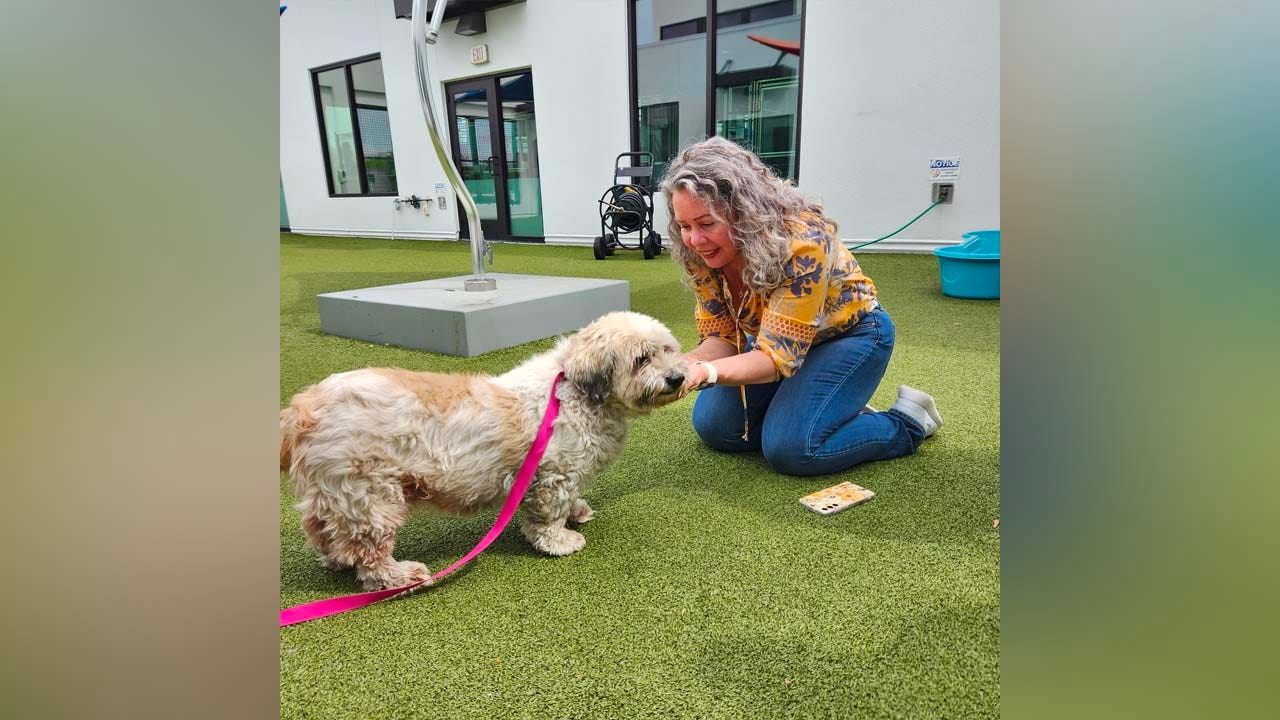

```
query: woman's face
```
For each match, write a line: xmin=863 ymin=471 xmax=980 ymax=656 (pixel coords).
xmin=672 ymin=189 xmax=739 ymax=271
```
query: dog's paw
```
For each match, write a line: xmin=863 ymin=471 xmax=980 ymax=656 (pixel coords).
xmin=362 ymin=560 xmax=432 ymax=590
xmin=390 ymin=560 xmax=433 ymax=586
xmin=532 ymin=527 xmax=587 ymax=556
xmin=568 ymin=498 xmax=595 ymax=525
xmin=318 ymin=555 xmax=353 ymax=571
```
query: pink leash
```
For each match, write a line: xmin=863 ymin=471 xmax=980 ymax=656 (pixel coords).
xmin=279 ymin=371 xmax=564 ymax=627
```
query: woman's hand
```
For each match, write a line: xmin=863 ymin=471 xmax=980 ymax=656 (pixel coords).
xmin=679 ymin=361 xmax=710 ymax=399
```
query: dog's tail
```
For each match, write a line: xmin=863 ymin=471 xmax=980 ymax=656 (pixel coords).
xmin=279 ymin=389 xmax=321 ymax=473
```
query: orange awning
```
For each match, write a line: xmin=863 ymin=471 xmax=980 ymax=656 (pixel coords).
xmin=747 ymin=34 xmax=800 ymax=56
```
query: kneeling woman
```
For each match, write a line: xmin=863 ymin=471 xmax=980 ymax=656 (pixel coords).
xmin=663 ymin=137 xmax=943 ymax=476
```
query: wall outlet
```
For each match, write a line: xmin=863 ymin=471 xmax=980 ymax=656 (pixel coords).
xmin=931 ymin=183 xmax=955 ymax=204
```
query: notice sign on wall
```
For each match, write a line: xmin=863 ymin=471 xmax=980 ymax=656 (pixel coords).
xmin=470 ymin=44 xmax=489 ymax=64
xmin=929 ymin=157 xmax=961 ymax=180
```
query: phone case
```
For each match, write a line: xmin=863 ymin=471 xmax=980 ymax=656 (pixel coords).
xmin=799 ymin=482 xmax=876 ymax=515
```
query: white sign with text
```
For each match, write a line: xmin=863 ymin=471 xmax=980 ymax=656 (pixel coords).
xmin=929 ymin=157 xmax=961 ymax=180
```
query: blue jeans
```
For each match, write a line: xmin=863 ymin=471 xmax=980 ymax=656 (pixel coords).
xmin=691 ymin=305 xmax=925 ymax=476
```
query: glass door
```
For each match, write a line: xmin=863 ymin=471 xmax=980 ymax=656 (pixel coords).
xmin=497 ymin=71 xmax=543 ymax=238
xmin=446 ymin=70 xmax=544 ymax=241
xmin=446 ymin=78 xmax=503 ymax=239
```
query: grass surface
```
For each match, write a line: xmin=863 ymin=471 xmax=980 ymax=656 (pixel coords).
xmin=279 ymin=233 xmax=1000 ymax=719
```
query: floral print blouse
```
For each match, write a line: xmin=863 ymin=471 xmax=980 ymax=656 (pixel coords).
xmin=690 ymin=213 xmax=878 ymax=378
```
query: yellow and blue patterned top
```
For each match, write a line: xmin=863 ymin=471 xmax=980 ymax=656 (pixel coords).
xmin=691 ymin=213 xmax=878 ymax=378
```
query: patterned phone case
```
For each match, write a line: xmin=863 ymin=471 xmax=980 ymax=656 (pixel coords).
xmin=799 ymin=482 xmax=876 ymax=515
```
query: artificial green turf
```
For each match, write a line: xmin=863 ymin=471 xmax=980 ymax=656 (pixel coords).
xmin=279 ymin=233 xmax=1000 ymax=719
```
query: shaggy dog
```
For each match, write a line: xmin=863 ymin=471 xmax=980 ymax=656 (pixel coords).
xmin=280 ymin=311 xmax=688 ymax=590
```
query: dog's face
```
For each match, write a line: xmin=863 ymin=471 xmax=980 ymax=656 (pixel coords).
xmin=561 ymin=312 xmax=688 ymax=413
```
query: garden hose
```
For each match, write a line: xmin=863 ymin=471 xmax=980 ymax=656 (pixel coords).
xmin=849 ymin=200 xmax=943 ymax=251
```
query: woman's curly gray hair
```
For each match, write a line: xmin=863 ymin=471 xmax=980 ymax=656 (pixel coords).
xmin=659 ymin=136 xmax=834 ymax=293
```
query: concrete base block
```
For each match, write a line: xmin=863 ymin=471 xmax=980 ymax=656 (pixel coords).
xmin=317 ymin=273 xmax=630 ymax=357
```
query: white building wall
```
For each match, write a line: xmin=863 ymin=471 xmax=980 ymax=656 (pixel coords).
xmin=797 ymin=0 xmax=1000 ymax=250
xmin=280 ymin=1 xmax=430 ymax=238
xmin=280 ymin=0 xmax=998 ymax=251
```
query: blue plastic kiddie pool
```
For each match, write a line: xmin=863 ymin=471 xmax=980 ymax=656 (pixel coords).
xmin=933 ymin=229 xmax=1000 ymax=299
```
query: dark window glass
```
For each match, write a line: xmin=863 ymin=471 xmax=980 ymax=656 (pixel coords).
xmin=350 ymin=59 xmax=397 ymax=194
xmin=748 ymin=0 xmax=794 ymax=24
xmin=315 ymin=68 xmax=359 ymax=194
xmin=713 ymin=0 xmax=802 ymax=180
xmin=311 ymin=56 xmax=398 ymax=196
xmin=637 ymin=0 xmax=708 ymax=174
xmin=639 ymin=102 xmax=680 ymax=181
xmin=636 ymin=0 xmax=803 ymax=180
xmin=661 ymin=1 xmax=797 ymax=38
xmin=660 ymin=17 xmax=705 ymax=40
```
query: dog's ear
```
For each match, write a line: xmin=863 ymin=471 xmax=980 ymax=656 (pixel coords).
xmin=562 ymin=327 xmax=615 ymax=405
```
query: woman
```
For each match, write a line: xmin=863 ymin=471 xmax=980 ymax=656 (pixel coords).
xmin=661 ymin=137 xmax=942 ymax=476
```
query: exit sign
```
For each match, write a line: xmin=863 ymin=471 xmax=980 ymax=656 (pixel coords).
xmin=470 ymin=44 xmax=489 ymax=64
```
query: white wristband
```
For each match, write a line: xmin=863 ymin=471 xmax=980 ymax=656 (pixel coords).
xmin=697 ymin=361 xmax=718 ymax=387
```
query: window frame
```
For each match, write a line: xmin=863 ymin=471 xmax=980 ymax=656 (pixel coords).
xmin=658 ymin=0 xmax=794 ymax=38
xmin=628 ymin=0 xmax=806 ymax=182
xmin=309 ymin=53 xmax=399 ymax=198
xmin=639 ymin=101 xmax=680 ymax=179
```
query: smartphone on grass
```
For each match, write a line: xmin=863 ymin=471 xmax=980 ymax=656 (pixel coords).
xmin=799 ymin=482 xmax=876 ymax=516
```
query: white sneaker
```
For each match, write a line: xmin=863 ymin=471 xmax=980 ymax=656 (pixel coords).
xmin=890 ymin=385 xmax=943 ymax=437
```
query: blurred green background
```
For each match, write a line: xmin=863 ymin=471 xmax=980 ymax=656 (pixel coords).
xmin=1002 ymin=2 xmax=1279 ymax=718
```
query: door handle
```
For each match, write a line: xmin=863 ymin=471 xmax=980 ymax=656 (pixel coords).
xmin=487 ymin=155 xmax=501 ymax=176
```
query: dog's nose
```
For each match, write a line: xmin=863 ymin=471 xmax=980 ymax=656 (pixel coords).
xmin=666 ymin=373 xmax=684 ymax=390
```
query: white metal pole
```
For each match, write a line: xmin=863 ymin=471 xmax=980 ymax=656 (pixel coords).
xmin=411 ymin=0 xmax=495 ymax=291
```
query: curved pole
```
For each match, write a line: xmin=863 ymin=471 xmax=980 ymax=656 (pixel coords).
xmin=411 ymin=0 xmax=496 ymax=291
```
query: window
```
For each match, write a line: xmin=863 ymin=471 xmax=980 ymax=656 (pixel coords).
xmin=633 ymin=0 xmax=804 ymax=181
xmin=718 ymin=0 xmax=794 ymax=28
xmin=311 ymin=55 xmax=398 ymax=196
xmin=659 ymin=1 xmax=797 ymax=39
xmin=639 ymin=102 xmax=680 ymax=181
xmin=660 ymin=17 xmax=705 ymax=40
xmin=714 ymin=0 xmax=802 ymax=181
xmin=634 ymin=0 xmax=708 ymax=179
